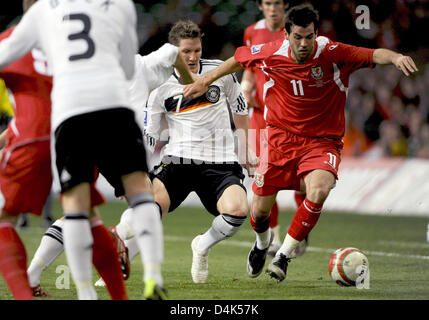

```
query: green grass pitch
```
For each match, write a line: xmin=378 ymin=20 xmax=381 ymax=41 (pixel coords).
xmin=1 ymin=199 xmax=428 ymax=300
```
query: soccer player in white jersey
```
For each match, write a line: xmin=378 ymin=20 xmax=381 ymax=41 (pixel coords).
xmin=0 ymin=0 xmax=165 ymax=300
xmin=138 ymin=20 xmax=257 ymax=284
xmin=25 ymin=41 xmax=195 ymax=298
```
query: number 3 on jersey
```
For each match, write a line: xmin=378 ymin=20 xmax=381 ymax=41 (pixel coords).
xmin=290 ymin=79 xmax=304 ymax=96
xmin=63 ymin=13 xmax=95 ymax=61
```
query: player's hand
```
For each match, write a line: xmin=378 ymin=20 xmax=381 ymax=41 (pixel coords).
xmin=241 ymin=80 xmax=259 ymax=109
xmin=393 ymin=55 xmax=418 ymax=76
xmin=183 ymin=78 xmax=208 ymax=99
xmin=243 ymin=89 xmax=259 ymax=109
xmin=245 ymin=148 xmax=259 ymax=178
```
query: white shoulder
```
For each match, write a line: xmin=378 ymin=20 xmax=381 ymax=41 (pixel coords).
xmin=313 ymin=36 xmax=331 ymax=59
xmin=200 ymin=59 xmax=224 ymax=74
xmin=254 ymin=19 xmax=266 ymax=30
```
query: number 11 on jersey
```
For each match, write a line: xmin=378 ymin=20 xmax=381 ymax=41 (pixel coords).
xmin=290 ymin=79 xmax=304 ymax=96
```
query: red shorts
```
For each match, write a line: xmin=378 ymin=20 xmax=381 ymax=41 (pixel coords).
xmin=0 ymin=139 xmax=52 ymax=216
xmin=58 ymin=167 xmax=106 ymax=208
xmin=0 ymin=139 xmax=105 ymax=216
xmin=249 ymin=108 xmax=266 ymax=157
xmin=252 ymin=126 xmax=343 ymax=196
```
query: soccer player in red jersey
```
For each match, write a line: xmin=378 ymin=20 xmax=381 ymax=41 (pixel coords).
xmin=0 ymin=0 xmax=127 ymax=300
xmin=242 ymin=0 xmax=308 ymax=257
xmin=184 ymin=3 xmax=418 ymax=282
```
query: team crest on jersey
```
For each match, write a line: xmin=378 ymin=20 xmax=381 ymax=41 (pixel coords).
xmin=254 ymin=172 xmax=264 ymax=187
xmin=251 ymin=44 xmax=264 ymax=54
xmin=311 ymin=65 xmax=324 ymax=79
xmin=205 ymin=85 xmax=221 ymax=103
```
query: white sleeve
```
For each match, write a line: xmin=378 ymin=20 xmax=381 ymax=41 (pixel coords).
xmin=119 ymin=1 xmax=138 ymax=80
xmin=142 ymin=43 xmax=178 ymax=91
xmin=223 ymin=73 xmax=248 ymax=115
xmin=145 ymin=89 xmax=166 ymax=153
xmin=0 ymin=4 xmax=39 ymax=70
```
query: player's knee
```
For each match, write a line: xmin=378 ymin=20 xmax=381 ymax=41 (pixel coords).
xmin=307 ymin=184 xmax=332 ymax=203
xmin=250 ymin=204 xmax=270 ymax=221
xmin=224 ymin=201 xmax=248 ymax=217
xmin=217 ymin=185 xmax=248 ymax=217
xmin=153 ymin=192 xmax=170 ymax=217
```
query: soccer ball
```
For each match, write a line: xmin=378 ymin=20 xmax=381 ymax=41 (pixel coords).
xmin=329 ymin=247 xmax=369 ymax=287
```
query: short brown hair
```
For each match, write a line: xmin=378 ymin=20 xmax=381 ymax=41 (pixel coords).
xmin=168 ymin=20 xmax=204 ymax=46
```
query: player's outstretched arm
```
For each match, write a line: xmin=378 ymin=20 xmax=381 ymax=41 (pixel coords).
xmin=373 ymin=49 xmax=418 ymax=76
xmin=241 ymin=69 xmax=258 ymax=109
xmin=0 ymin=4 xmax=39 ymax=70
xmin=183 ymin=56 xmax=243 ymax=99
xmin=174 ymin=53 xmax=196 ymax=85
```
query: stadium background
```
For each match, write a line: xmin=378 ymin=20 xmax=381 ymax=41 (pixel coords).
xmin=1 ymin=0 xmax=429 ymax=159
xmin=0 ymin=0 xmax=428 ymax=301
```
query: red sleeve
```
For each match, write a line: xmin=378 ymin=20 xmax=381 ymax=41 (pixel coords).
xmin=234 ymin=39 xmax=283 ymax=69
xmin=0 ymin=28 xmax=14 ymax=42
xmin=329 ymin=42 xmax=375 ymax=71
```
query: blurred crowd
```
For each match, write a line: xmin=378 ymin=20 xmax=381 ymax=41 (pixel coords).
xmin=1 ymin=0 xmax=428 ymax=158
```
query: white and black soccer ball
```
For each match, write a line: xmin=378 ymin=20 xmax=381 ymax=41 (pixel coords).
xmin=329 ymin=247 xmax=369 ymax=287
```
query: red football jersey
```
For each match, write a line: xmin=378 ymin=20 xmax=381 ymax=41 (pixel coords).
xmin=0 ymin=27 xmax=52 ymax=143
xmin=235 ymin=36 xmax=375 ymax=139
xmin=243 ymin=19 xmax=285 ymax=110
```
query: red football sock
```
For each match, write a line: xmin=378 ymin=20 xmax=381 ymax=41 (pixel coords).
xmin=287 ymin=199 xmax=323 ymax=241
xmin=250 ymin=212 xmax=270 ymax=234
xmin=268 ymin=201 xmax=279 ymax=228
xmin=294 ymin=191 xmax=306 ymax=208
xmin=91 ymin=219 xmax=128 ymax=300
xmin=0 ymin=223 xmax=33 ymax=300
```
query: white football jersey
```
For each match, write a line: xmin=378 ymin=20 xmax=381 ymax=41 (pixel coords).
xmin=128 ymin=43 xmax=179 ymax=131
xmin=146 ymin=59 xmax=248 ymax=163
xmin=0 ymin=0 xmax=137 ymax=131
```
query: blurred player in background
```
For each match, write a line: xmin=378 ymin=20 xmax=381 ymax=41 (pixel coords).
xmin=242 ymin=0 xmax=308 ymax=257
xmin=0 ymin=0 xmax=165 ymax=300
xmin=0 ymin=0 xmax=126 ymax=300
xmin=26 ymin=33 xmax=195 ymax=298
xmin=184 ymin=3 xmax=418 ymax=283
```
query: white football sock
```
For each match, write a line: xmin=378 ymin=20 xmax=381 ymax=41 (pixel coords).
xmin=271 ymin=225 xmax=281 ymax=243
xmin=63 ymin=212 xmax=97 ymax=300
xmin=115 ymin=208 xmax=134 ymax=240
xmin=129 ymin=193 xmax=163 ymax=286
xmin=198 ymin=214 xmax=246 ymax=254
xmin=27 ymin=219 xmax=64 ymax=287
xmin=125 ymin=237 xmax=140 ymax=261
xmin=277 ymin=233 xmax=300 ymax=258
xmin=256 ymin=228 xmax=271 ymax=250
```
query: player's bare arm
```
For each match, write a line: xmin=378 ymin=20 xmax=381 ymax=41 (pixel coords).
xmin=183 ymin=56 xmax=243 ymax=99
xmin=233 ymin=113 xmax=258 ymax=177
xmin=241 ymin=69 xmax=258 ymax=108
xmin=174 ymin=53 xmax=196 ymax=85
xmin=373 ymin=48 xmax=418 ymax=76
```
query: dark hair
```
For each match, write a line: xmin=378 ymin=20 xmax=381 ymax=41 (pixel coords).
xmin=284 ymin=3 xmax=320 ymax=33
xmin=257 ymin=0 xmax=288 ymax=4
xmin=168 ymin=20 xmax=204 ymax=46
